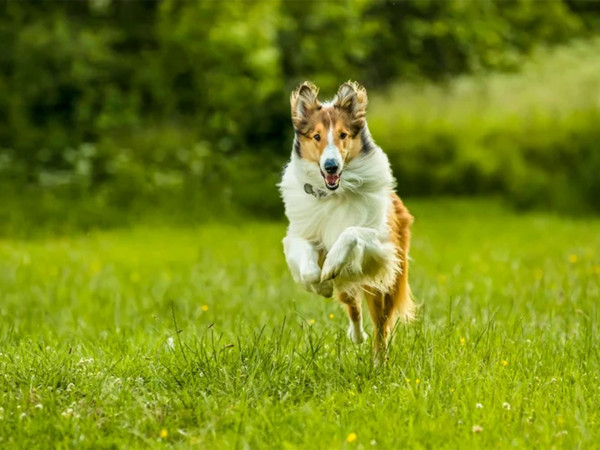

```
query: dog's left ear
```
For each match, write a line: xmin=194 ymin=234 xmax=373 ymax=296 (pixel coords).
xmin=290 ymin=81 xmax=321 ymax=134
xmin=334 ymin=81 xmax=368 ymax=133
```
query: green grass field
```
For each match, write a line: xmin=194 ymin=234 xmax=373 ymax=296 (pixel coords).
xmin=1 ymin=199 xmax=599 ymax=448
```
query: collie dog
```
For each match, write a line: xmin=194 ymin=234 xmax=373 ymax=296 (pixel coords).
xmin=280 ymin=81 xmax=415 ymax=364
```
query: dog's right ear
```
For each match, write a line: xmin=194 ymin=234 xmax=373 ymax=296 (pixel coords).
xmin=290 ymin=81 xmax=320 ymax=133
xmin=334 ymin=81 xmax=368 ymax=133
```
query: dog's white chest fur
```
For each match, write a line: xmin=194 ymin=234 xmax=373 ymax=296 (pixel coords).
xmin=286 ymin=189 xmax=387 ymax=250
xmin=280 ymin=148 xmax=394 ymax=250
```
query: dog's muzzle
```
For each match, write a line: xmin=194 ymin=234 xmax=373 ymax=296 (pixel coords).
xmin=321 ymin=158 xmax=341 ymax=190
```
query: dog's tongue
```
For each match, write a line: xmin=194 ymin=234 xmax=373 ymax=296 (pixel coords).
xmin=326 ymin=174 xmax=339 ymax=185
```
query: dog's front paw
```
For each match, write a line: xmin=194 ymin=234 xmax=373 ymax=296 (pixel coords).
xmin=321 ymin=232 xmax=358 ymax=282
xmin=298 ymin=265 xmax=332 ymax=297
xmin=300 ymin=265 xmax=321 ymax=286
xmin=311 ymin=280 xmax=333 ymax=298
xmin=347 ymin=323 xmax=368 ymax=344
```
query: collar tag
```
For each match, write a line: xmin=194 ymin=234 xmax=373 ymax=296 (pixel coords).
xmin=304 ymin=183 xmax=328 ymax=199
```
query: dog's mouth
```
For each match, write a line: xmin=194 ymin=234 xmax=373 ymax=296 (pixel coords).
xmin=321 ymin=171 xmax=341 ymax=190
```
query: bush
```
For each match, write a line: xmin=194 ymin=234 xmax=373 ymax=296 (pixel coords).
xmin=368 ymin=39 xmax=600 ymax=213
xmin=1 ymin=0 xmax=597 ymax=161
xmin=1 ymin=0 xmax=600 ymax=230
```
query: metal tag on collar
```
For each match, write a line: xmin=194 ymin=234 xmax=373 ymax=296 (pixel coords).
xmin=304 ymin=183 xmax=328 ymax=199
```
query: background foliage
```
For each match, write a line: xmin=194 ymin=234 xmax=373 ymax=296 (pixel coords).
xmin=1 ymin=0 xmax=600 ymax=232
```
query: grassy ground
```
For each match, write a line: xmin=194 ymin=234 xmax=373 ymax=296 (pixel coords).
xmin=1 ymin=199 xmax=599 ymax=448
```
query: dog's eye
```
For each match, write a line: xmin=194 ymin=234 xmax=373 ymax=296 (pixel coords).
xmin=340 ymin=132 xmax=347 ymax=139
xmin=314 ymin=134 xmax=321 ymax=141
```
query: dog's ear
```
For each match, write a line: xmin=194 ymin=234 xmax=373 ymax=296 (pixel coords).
xmin=290 ymin=81 xmax=320 ymax=133
xmin=334 ymin=81 xmax=368 ymax=133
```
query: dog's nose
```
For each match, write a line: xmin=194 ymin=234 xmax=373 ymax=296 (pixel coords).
xmin=324 ymin=159 xmax=339 ymax=174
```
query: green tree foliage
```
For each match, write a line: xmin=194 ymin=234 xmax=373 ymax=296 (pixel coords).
xmin=0 ymin=0 xmax=599 ymax=219
xmin=369 ymin=38 xmax=600 ymax=213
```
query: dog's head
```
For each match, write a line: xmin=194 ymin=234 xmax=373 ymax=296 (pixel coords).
xmin=290 ymin=81 xmax=369 ymax=191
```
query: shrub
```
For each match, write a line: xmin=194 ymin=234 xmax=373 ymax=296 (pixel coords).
xmin=369 ymin=39 xmax=600 ymax=213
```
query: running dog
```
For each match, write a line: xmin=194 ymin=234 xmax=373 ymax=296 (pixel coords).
xmin=279 ymin=81 xmax=415 ymax=363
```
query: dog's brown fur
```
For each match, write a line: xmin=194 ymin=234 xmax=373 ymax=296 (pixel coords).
xmin=337 ymin=194 xmax=414 ymax=361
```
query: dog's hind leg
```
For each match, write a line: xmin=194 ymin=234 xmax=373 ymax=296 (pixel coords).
xmin=338 ymin=291 xmax=367 ymax=344
xmin=365 ymin=254 xmax=414 ymax=364
xmin=366 ymin=194 xmax=415 ymax=364
xmin=365 ymin=290 xmax=396 ymax=364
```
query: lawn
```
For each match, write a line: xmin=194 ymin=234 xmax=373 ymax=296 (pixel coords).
xmin=1 ymin=199 xmax=599 ymax=448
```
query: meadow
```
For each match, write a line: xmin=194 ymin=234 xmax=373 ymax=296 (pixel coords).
xmin=1 ymin=199 xmax=599 ymax=448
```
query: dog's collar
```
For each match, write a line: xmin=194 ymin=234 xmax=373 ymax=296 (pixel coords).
xmin=304 ymin=183 xmax=329 ymax=199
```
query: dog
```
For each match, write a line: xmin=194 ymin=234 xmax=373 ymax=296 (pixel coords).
xmin=279 ymin=80 xmax=415 ymax=364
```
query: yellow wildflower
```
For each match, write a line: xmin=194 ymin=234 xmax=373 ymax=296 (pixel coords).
xmin=501 ymin=360 xmax=509 ymax=367
xmin=569 ymin=254 xmax=578 ymax=264
xmin=329 ymin=313 xmax=334 ymax=319
xmin=202 ymin=305 xmax=209 ymax=312
xmin=160 ymin=429 xmax=168 ymax=439
xmin=346 ymin=433 xmax=357 ymax=443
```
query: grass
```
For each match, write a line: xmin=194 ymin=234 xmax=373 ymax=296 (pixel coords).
xmin=1 ymin=199 xmax=599 ymax=448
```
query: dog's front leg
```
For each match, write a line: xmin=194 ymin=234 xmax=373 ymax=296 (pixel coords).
xmin=283 ymin=235 xmax=333 ymax=297
xmin=321 ymin=227 xmax=392 ymax=283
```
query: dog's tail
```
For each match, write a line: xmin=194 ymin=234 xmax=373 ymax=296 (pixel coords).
xmin=395 ymin=248 xmax=415 ymax=322
xmin=390 ymin=194 xmax=415 ymax=322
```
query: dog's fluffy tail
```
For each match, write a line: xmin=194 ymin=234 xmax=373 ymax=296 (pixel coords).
xmin=395 ymin=249 xmax=415 ymax=322
xmin=389 ymin=194 xmax=415 ymax=322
